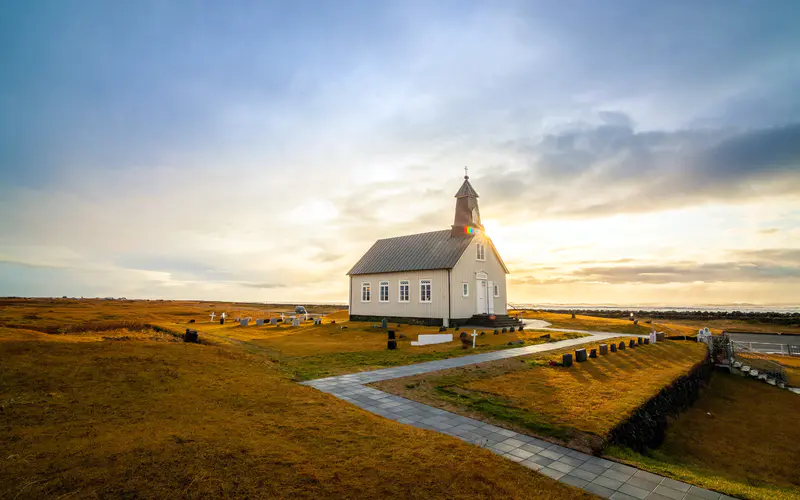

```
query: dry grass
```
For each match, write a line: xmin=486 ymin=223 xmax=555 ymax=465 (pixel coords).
xmin=375 ymin=340 xmax=707 ymax=451
xmin=513 ymin=311 xmax=651 ymax=335
xmin=0 ymin=323 xmax=592 ymax=499
xmin=607 ymin=373 xmax=800 ymax=500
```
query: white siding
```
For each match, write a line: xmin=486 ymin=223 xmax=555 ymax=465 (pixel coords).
xmin=349 ymin=269 xmax=450 ymax=319
xmin=449 ymin=235 xmax=508 ymax=319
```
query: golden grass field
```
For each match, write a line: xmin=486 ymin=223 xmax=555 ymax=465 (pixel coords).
xmin=607 ymin=374 xmax=800 ymax=500
xmin=374 ymin=340 xmax=708 ymax=452
xmin=0 ymin=299 xmax=595 ymax=499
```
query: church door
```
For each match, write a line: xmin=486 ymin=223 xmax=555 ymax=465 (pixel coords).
xmin=476 ymin=279 xmax=487 ymax=314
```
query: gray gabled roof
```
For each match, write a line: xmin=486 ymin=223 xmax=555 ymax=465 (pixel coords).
xmin=347 ymin=230 xmax=474 ymax=275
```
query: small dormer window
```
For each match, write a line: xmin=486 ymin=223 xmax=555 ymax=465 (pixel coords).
xmin=476 ymin=243 xmax=486 ymax=261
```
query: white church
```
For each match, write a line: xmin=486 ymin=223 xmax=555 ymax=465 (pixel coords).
xmin=347 ymin=173 xmax=520 ymax=328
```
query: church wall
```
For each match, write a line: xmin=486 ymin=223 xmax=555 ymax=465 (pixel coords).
xmin=450 ymin=234 xmax=508 ymax=319
xmin=348 ymin=269 xmax=450 ymax=321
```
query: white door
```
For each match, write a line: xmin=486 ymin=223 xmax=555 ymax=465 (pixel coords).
xmin=487 ymin=280 xmax=494 ymax=314
xmin=476 ymin=279 xmax=487 ymax=314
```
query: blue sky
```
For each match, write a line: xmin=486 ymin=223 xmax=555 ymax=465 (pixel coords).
xmin=1 ymin=0 xmax=799 ymax=304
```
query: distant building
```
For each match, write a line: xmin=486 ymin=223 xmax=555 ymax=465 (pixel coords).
xmin=347 ymin=174 xmax=516 ymax=327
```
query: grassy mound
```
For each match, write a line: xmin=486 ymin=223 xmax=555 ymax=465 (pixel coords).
xmin=0 ymin=329 xmax=593 ymax=499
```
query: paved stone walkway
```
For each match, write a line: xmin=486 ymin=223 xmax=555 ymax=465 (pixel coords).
xmin=303 ymin=328 xmax=735 ymax=500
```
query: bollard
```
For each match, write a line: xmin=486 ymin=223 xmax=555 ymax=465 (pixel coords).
xmin=562 ymin=353 xmax=573 ymax=367
xmin=589 ymin=349 xmax=597 ymax=358
xmin=599 ymin=344 xmax=609 ymax=355
xmin=575 ymin=348 xmax=588 ymax=362
xmin=610 ymin=344 xmax=617 ymax=352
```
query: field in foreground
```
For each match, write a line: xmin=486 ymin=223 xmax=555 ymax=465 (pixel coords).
xmin=607 ymin=373 xmax=800 ymax=500
xmin=374 ymin=339 xmax=707 ymax=452
xmin=0 ymin=326 xmax=593 ymax=499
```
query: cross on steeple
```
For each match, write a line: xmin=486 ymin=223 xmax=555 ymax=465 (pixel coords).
xmin=464 ymin=166 xmax=469 ymax=179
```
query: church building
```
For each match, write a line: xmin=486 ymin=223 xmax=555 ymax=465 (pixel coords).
xmin=347 ymin=173 xmax=519 ymax=327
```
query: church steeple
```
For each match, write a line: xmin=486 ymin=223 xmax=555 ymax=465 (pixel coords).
xmin=452 ymin=168 xmax=483 ymax=236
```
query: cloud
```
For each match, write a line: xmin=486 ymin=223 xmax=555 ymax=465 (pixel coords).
xmin=480 ymin=120 xmax=800 ymax=219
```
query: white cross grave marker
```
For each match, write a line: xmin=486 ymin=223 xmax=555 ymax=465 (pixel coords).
xmin=210 ymin=312 xmax=216 ymax=322
xmin=472 ymin=330 xmax=478 ymax=348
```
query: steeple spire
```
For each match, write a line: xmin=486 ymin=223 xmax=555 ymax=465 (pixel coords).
xmin=452 ymin=169 xmax=483 ymax=236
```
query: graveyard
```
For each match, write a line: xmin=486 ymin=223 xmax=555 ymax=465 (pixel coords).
xmin=0 ymin=299 xmax=592 ymax=499
xmin=2 ymin=298 xmax=800 ymax=500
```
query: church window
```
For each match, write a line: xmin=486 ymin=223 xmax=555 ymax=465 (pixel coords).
xmin=399 ymin=280 xmax=410 ymax=302
xmin=361 ymin=282 xmax=371 ymax=302
xmin=419 ymin=279 xmax=432 ymax=303
xmin=477 ymin=243 xmax=486 ymax=261
xmin=462 ymin=283 xmax=469 ymax=297
xmin=379 ymin=281 xmax=389 ymax=302
xmin=494 ymin=284 xmax=500 ymax=297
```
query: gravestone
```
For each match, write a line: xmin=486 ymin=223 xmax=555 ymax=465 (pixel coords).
xmin=589 ymin=348 xmax=597 ymax=358
xmin=270 ymin=317 xmax=278 ymax=325
xmin=629 ymin=339 xmax=636 ymax=348
xmin=209 ymin=312 xmax=216 ymax=322
xmin=220 ymin=318 xmax=225 ymax=325
xmin=575 ymin=348 xmax=588 ymax=362
xmin=439 ymin=326 xmax=447 ymax=332
xmin=637 ymin=337 xmax=643 ymax=345
xmin=314 ymin=318 xmax=322 ymax=325
xmin=539 ymin=333 xmax=551 ymax=339
xmin=256 ymin=319 xmax=264 ymax=326
xmin=599 ymin=344 xmax=608 ymax=355
xmin=388 ymin=330 xmax=396 ymax=340
xmin=610 ymin=343 xmax=617 ymax=352
xmin=643 ymin=337 xmax=650 ymax=345
xmin=387 ymin=339 xmax=397 ymax=350
xmin=381 ymin=318 xmax=388 ymax=329
xmin=184 ymin=329 xmax=198 ymax=343
xmin=292 ymin=317 xmax=300 ymax=327
xmin=619 ymin=341 xmax=625 ymax=350
xmin=562 ymin=353 xmax=573 ymax=367
xmin=240 ymin=318 xmax=249 ymax=327
xmin=656 ymin=332 xmax=665 ymax=342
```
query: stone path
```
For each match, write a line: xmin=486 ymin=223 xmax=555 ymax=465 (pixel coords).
xmin=303 ymin=327 xmax=735 ymax=500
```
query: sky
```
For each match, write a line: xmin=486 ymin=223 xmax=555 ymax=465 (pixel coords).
xmin=1 ymin=0 xmax=799 ymax=306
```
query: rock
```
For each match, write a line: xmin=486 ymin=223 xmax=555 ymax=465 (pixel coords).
xmin=480 ymin=331 xmax=485 ymax=336
xmin=188 ymin=319 xmax=195 ymax=324
xmin=184 ymin=329 xmax=198 ymax=343
xmin=399 ymin=334 xmax=407 ymax=339
xmin=459 ymin=331 xmax=467 ymax=339
xmin=575 ymin=348 xmax=588 ymax=362
xmin=562 ymin=353 xmax=573 ymax=367
xmin=493 ymin=329 xmax=499 ymax=335
xmin=519 ymin=325 xmax=525 ymax=331
xmin=540 ymin=333 xmax=551 ymax=339
xmin=509 ymin=326 xmax=515 ymax=332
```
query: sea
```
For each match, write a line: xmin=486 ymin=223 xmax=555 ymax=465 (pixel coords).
xmin=513 ymin=304 xmax=800 ymax=314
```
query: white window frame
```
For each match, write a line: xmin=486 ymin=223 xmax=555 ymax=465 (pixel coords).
xmin=379 ymin=281 xmax=390 ymax=302
xmin=419 ymin=279 xmax=432 ymax=303
xmin=462 ymin=282 xmax=469 ymax=297
xmin=493 ymin=284 xmax=500 ymax=297
xmin=398 ymin=280 xmax=410 ymax=303
xmin=361 ymin=282 xmax=371 ymax=302
xmin=477 ymin=243 xmax=486 ymax=261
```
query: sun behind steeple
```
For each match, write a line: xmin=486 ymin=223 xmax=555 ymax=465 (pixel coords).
xmin=452 ymin=168 xmax=483 ymax=236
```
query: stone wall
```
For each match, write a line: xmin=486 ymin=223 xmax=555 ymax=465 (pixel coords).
xmin=606 ymin=354 xmax=713 ymax=453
